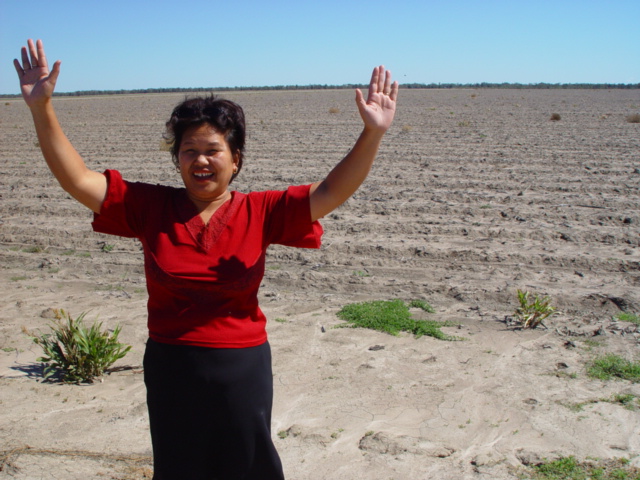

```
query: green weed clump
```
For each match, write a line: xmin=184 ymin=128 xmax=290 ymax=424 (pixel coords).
xmin=615 ymin=312 xmax=640 ymax=325
xmin=587 ymin=354 xmax=640 ymax=382
xmin=26 ymin=309 xmax=131 ymax=383
xmin=336 ymin=299 xmax=457 ymax=340
xmin=611 ymin=393 xmax=640 ymax=410
xmin=523 ymin=455 xmax=640 ymax=480
xmin=514 ymin=290 xmax=556 ymax=328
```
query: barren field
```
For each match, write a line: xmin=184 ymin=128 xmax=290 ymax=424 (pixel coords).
xmin=1 ymin=88 xmax=640 ymax=479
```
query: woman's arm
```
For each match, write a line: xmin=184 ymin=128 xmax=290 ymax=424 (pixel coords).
xmin=309 ymin=66 xmax=399 ymax=222
xmin=14 ymin=39 xmax=107 ymax=213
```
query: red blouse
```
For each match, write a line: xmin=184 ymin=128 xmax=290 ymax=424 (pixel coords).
xmin=92 ymin=170 xmax=323 ymax=348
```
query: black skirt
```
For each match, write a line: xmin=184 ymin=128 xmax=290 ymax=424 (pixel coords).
xmin=143 ymin=338 xmax=284 ymax=480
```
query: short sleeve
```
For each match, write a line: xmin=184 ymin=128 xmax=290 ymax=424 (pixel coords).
xmin=91 ymin=169 xmax=142 ymax=238
xmin=263 ymin=184 xmax=323 ymax=249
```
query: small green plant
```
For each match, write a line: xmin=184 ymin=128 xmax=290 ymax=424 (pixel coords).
xmin=514 ymin=290 xmax=556 ymax=328
xmin=587 ymin=354 xmax=640 ymax=382
xmin=562 ymin=400 xmax=596 ymax=412
xmin=353 ymin=270 xmax=370 ymax=277
xmin=25 ymin=309 xmax=131 ymax=383
xmin=523 ymin=455 xmax=640 ymax=480
xmin=615 ymin=312 xmax=640 ymax=325
xmin=610 ymin=393 xmax=639 ymax=410
xmin=22 ymin=245 xmax=44 ymax=253
xmin=100 ymin=243 xmax=115 ymax=253
xmin=582 ymin=338 xmax=605 ymax=349
xmin=409 ymin=299 xmax=435 ymax=313
xmin=336 ymin=299 xmax=458 ymax=340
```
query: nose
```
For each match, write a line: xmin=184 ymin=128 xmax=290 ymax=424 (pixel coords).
xmin=195 ymin=153 xmax=209 ymax=164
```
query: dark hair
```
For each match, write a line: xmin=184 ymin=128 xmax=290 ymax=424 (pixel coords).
xmin=164 ymin=95 xmax=246 ymax=182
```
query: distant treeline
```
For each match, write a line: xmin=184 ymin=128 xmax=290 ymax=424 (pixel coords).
xmin=2 ymin=82 xmax=638 ymax=98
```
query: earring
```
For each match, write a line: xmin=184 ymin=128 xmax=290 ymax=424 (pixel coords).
xmin=175 ymin=166 xmax=180 ymax=173
xmin=233 ymin=166 xmax=238 ymax=174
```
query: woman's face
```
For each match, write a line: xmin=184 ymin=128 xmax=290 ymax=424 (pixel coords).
xmin=178 ymin=123 xmax=239 ymax=208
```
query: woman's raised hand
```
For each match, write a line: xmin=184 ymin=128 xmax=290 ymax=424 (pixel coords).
xmin=13 ymin=39 xmax=61 ymax=109
xmin=355 ymin=66 xmax=399 ymax=134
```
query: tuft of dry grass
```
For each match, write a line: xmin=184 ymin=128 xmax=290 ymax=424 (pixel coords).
xmin=626 ymin=113 xmax=640 ymax=124
xmin=328 ymin=107 xmax=340 ymax=114
xmin=159 ymin=139 xmax=172 ymax=151
xmin=549 ymin=113 xmax=561 ymax=121
xmin=401 ymin=124 xmax=413 ymax=133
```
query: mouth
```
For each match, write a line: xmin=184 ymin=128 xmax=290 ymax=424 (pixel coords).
xmin=193 ymin=171 xmax=215 ymax=180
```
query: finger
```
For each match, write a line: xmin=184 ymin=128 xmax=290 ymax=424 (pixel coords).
xmin=27 ymin=39 xmax=38 ymax=67
xmin=377 ymin=65 xmax=386 ymax=93
xmin=21 ymin=46 xmax=31 ymax=69
xmin=13 ymin=58 xmax=25 ymax=77
xmin=389 ymin=81 xmax=399 ymax=102
xmin=36 ymin=39 xmax=48 ymax=70
xmin=383 ymin=69 xmax=392 ymax=95
xmin=369 ymin=66 xmax=380 ymax=94
xmin=49 ymin=60 xmax=62 ymax=84
xmin=355 ymin=88 xmax=369 ymax=120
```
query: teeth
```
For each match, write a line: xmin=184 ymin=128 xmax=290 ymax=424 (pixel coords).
xmin=194 ymin=172 xmax=213 ymax=178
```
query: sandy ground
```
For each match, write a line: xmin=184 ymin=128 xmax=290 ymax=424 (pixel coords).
xmin=1 ymin=88 xmax=639 ymax=479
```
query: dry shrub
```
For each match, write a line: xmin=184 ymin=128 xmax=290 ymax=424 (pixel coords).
xmin=401 ymin=124 xmax=413 ymax=133
xmin=626 ymin=113 xmax=640 ymax=124
xmin=550 ymin=113 xmax=561 ymax=121
xmin=159 ymin=139 xmax=172 ymax=151
xmin=328 ymin=107 xmax=340 ymax=114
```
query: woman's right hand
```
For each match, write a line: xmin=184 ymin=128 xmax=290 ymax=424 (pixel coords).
xmin=13 ymin=39 xmax=61 ymax=109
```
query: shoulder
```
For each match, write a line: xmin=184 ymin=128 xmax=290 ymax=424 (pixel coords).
xmin=104 ymin=169 xmax=182 ymax=199
xmin=243 ymin=185 xmax=312 ymax=204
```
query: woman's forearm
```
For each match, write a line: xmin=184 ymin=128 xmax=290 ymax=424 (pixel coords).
xmin=309 ymin=127 xmax=385 ymax=221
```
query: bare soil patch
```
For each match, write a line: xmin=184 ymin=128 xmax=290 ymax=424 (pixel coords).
xmin=1 ymin=88 xmax=639 ymax=479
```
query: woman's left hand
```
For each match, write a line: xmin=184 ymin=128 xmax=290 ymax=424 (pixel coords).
xmin=355 ymin=65 xmax=399 ymax=133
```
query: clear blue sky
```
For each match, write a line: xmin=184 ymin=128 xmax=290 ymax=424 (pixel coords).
xmin=1 ymin=0 xmax=639 ymax=94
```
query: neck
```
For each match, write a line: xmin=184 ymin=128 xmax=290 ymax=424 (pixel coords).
xmin=188 ymin=190 xmax=231 ymax=215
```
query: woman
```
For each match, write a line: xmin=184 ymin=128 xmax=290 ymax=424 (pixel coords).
xmin=14 ymin=39 xmax=398 ymax=479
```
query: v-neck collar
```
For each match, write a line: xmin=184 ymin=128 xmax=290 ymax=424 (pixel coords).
xmin=177 ymin=190 xmax=240 ymax=252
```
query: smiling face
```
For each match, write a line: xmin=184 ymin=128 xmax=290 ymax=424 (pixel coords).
xmin=178 ymin=123 xmax=239 ymax=210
